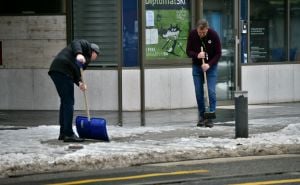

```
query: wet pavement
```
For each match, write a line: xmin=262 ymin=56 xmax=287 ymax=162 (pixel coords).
xmin=0 ymin=102 xmax=299 ymax=141
xmin=0 ymin=102 xmax=299 ymax=128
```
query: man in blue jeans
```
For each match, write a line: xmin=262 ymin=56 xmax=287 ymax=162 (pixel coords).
xmin=186 ymin=20 xmax=221 ymax=128
xmin=48 ymin=39 xmax=100 ymax=142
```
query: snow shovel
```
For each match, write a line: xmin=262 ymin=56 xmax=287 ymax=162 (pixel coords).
xmin=201 ymin=47 xmax=216 ymax=120
xmin=75 ymin=67 xmax=109 ymax=142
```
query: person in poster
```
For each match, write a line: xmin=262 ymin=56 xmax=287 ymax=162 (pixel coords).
xmin=186 ymin=19 xmax=222 ymax=128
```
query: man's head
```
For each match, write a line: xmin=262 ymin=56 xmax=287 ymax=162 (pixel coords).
xmin=196 ymin=20 xmax=209 ymax=38
xmin=91 ymin=43 xmax=100 ymax=61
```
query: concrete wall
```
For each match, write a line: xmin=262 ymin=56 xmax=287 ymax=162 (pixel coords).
xmin=145 ymin=68 xmax=196 ymax=110
xmin=0 ymin=68 xmax=196 ymax=110
xmin=242 ymin=64 xmax=300 ymax=104
xmin=0 ymin=69 xmax=118 ymax=110
xmin=122 ymin=69 xmax=141 ymax=110
xmin=122 ymin=68 xmax=196 ymax=111
xmin=0 ymin=68 xmax=195 ymax=111
xmin=1 ymin=65 xmax=300 ymax=110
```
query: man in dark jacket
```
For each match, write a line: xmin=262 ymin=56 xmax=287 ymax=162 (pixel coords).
xmin=186 ymin=20 xmax=221 ymax=128
xmin=48 ymin=39 xmax=100 ymax=142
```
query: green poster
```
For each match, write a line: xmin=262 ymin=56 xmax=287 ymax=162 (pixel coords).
xmin=145 ymin=0 xmax=190 ymax=60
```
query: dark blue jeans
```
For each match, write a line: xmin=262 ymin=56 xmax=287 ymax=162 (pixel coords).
xmin=192 ymin=64 xmax=218 ymax=119
xmin=49 ymin=72 xmax=75 ymax=137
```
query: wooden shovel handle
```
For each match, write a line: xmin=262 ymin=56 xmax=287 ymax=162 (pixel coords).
xmin=80 ymin=68 xmax=91 ymax=121
xmin=201 ymin=47 xmax=210 ymax=106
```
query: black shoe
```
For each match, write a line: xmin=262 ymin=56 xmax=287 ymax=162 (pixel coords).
xmin=205 ymin=119 xmax=214 ymax=128
xmin=58 ymin=134 xmax=64 ymax=140
xmin=63 ymin=134 xmax=84 ymax=142
xmin=197 ymin=117 xmax=205 ymax=127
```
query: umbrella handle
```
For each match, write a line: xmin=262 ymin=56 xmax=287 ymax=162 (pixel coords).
xmin=80 ymin=68 xmax=91 ymax=121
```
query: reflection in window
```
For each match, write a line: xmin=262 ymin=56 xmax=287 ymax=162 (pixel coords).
xmin=291 ymin=0 xmax=300 ymax=61
xmin=123 ymin=0 xmax=139 ymax=67
xmin=250 ymin=0 xmax=286 ymax=62
xmin=204 ymin=0 xmax=235 ymax=100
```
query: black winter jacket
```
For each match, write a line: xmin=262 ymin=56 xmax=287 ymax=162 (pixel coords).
xmin=48 ymin=39 xmax=93 ymax=85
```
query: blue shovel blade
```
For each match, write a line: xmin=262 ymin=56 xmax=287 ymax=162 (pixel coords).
xmin=76 ymin=116 xmax=109 ymax=142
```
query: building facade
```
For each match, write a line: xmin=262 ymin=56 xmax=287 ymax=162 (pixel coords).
xmin=0 ymin=0 xmax=299 ymax=111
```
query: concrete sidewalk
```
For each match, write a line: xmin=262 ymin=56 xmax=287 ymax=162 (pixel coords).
xmin=0 ymin=103 xmax=300 ymax=178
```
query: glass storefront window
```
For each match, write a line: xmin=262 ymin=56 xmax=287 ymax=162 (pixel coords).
xmin=204 ymin=0 xmax=235 ymax=100
xmin=144 ymin=0 xmax=191 ymax=60
xmin=123 ymin=0 xmax=139 ymax=67
xmin=250 ymin=0 xmax=286 ymax=62
xmin=290 ymin=0 xmax=300 ymax=61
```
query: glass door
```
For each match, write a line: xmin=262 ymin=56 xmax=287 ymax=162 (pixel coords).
xmin=203 ymin=0 xmax=236 ymax=102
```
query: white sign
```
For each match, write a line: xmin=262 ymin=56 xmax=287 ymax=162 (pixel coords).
xmin=146 ymin=28 xmax=158 ymax=45
xmin=146 ymin=10 xmax=155 ymax=27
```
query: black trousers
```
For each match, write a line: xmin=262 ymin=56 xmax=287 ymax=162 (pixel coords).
xmin=49 ymin=72 xmax=75 ymax=137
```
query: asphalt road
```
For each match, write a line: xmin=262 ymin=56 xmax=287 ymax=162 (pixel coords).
xmin=1 ymin=154 xmax=300 ymax=185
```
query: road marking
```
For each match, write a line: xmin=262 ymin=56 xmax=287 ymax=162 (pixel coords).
xmin=145 ymin=154 xmax=300 ymax=167
xmin=230 ymin=178 xmax=300 ymax=185
xmin=47 ymin=169 xmax=208 ymax=185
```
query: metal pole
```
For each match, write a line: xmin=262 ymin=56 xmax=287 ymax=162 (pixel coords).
xmin=234 ymin=1 xmax=248 ymax=138
xmin=139 ymin=0 xmax=145 ymax=126
xmin=247 ymin=0 xmax=250 ymax=64
xmin=117 ymin=0 xmax=123 ymax=126
xmin=234 ymin=0 xmax=241 ymax=91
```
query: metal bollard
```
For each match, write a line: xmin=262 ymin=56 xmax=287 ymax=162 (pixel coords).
xmin=234 ymin=91 xmax=248 ymax=138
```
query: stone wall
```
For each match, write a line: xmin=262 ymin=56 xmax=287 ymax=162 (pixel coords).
xmin=0 ymin=16 xmax=66 ymax=68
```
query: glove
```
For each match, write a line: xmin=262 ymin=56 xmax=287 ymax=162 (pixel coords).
xmin=76 ymin=54 xmax=86 ymax=64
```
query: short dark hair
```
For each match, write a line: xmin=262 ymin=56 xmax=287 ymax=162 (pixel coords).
xmin=196 ymin=19 xmax=209 ymax=30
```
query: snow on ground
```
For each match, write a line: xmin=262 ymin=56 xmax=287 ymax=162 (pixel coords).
xmin=0 ymin=117 xmax=300 ymax=178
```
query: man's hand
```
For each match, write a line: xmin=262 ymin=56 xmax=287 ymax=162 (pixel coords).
xmin=201 ymin=63 xmax=210 ymax=72
xmin=76 ymin=54 xmax=86 ymax=64
xmin=79 ymin=81 xmax=87 ymax=91
xmin=197 ymin=51 xmax=206 ymax=59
